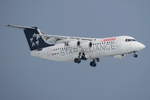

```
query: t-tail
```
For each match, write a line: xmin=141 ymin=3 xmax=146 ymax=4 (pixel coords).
xmin=6 ymin=24 xmax=54 ymax=51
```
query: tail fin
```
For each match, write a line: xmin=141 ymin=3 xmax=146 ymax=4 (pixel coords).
xmin=7 ymin=24 xmax=54 ymax=51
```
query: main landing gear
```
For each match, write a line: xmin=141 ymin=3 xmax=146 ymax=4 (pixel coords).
xmin=74 ymin=58 xmax=81 ymax=64
xmin=90 ymin=59 xmax=96 ymax=67
xmin=74 ymin=52 xmax=87 ymax=64
xmin=90 ymin=58 xmax=99 ymax=67
xmin=74 ymin=52 xmax=100 ymax=67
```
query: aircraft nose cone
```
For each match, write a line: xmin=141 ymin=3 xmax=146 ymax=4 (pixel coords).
xmin=140 ymin=43 xmax=146 ymax=49
xmin=139 ymin=43 xmax=146 ymax=50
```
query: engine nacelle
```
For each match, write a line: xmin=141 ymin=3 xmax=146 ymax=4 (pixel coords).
xmin=80 ymin=41 xmax=92 ymax=48
xmin=69 ymin=40 xmax=80 ymax=47
xmin=69 ymin=40 xmax=92 ymax=48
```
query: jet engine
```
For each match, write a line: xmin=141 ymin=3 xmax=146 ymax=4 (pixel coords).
xmin=68 ymin=40 xmax=80 ymax=47
xmin=69 ymin=40 xmax=92 ymax=48
xmin=80 ymin=41 xmax=92 ymax=48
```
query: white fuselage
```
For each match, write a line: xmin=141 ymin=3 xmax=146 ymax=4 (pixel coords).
xmin=31 ymin=36 xmax=145 ymax=62
xmin=6 ymin=24 xmax=145 ymax=66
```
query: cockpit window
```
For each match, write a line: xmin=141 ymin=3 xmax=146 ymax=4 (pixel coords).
xmin=125 ymin=39 xmax=136 ymax=42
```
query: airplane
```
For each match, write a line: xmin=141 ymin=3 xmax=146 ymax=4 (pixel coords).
xmin=6 ymin=24 xmax=146 ymax=67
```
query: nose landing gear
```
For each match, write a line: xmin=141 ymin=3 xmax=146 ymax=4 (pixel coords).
xmin=133 ymin=53 xmax=138 ymax=58
xmin=132 ymin=51 xmax=138 ymax=58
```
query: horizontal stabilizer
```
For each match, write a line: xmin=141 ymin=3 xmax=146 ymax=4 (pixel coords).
xmin=6 ymin=24 xmax=34 ymax=29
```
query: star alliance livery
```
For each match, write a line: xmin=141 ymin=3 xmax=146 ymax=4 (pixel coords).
xmin=7 ymin=24 xmax=146 ymax=67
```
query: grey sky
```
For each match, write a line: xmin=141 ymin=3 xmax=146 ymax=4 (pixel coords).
xmin=0 ymin=0 xmax=150 ymax=100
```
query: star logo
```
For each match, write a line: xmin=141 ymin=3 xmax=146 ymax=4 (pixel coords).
xmin=30 ymin=33 xmax=40 ymax=47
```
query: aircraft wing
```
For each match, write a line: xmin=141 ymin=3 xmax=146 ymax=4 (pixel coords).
xmin=6 ymin=24 xmax=96 ymax=44
xmin=41 ymin=32 xmax=96 ymax=44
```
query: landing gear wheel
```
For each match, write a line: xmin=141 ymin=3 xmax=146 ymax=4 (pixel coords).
xmin=133 ymin=54 xmax=138 ymax=58
xmin=74 ymin=58 xmax=81 ymax=64
xmin=90 ymin=60 xmax=96 ymax=67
